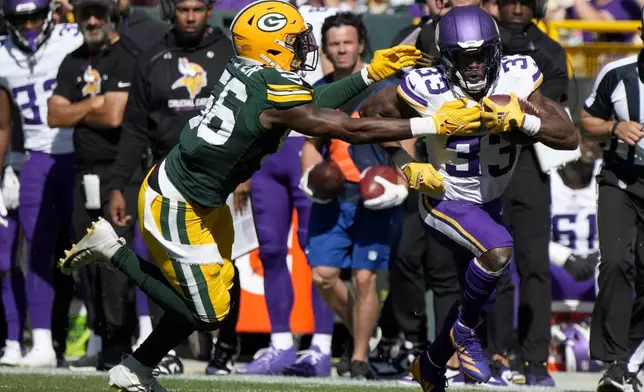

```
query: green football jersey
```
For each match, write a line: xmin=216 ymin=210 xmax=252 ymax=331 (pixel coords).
xmin=164 ymin=57 xmax=314 ymax=208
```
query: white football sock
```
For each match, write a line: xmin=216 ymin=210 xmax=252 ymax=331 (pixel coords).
xmin=311 ymin=334 xmax=332 ymax=355
xmin=628 ymin=339 xmax=644 ymax=373
xmin=270 ymin=333 xmax=294 ymax=350
xmin=31 ymin=329 xmax=52 ymax=350
xmin=138 ymin=316 xmax=152 ymax=342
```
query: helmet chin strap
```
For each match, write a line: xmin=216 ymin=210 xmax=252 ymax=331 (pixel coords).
xmin=456 ymin=71 xmax=487 ymax=94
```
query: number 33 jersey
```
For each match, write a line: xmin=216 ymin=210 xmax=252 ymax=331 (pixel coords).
xmin=397 ymin=54 xmax=544 ymax=204
xmin=0 ymin=24 xmax=83 ymax=154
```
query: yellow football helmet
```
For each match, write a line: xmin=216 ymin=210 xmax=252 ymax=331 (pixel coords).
xmin=230 ymin=0 xmax=319 ymax=71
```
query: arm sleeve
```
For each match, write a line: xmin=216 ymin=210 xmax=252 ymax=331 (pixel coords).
xmin=109 ymin=61 xmax=152 ymax=191
xmin=52 ymin=56 xmax=78 ymax=100
xmin=583 ymin=63 xmax=617 ymax=120
xmin=313 ymin=72 xmax=370 ymax=109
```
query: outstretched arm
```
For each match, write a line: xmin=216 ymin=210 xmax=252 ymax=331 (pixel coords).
xmin=358 ymin=85 xmax=423 ymax=168
xmin=260 ymin=102 xmax=428 ymax=144
xmin=527 ymin=88 xmax=578 ymax=150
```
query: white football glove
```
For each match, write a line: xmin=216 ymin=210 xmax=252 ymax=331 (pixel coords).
xmin=363 ymin=176 xmax=408 ymax=210
xmin=299 ymin=165 xmax=333 ymax=204
xmin=2 ymin=166 xmax=20 ymax=211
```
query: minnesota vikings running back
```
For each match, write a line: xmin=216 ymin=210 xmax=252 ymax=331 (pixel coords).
xmin=360 ymin=6 xmax=576 ymax=391
xmin=0 ymin=0 xmax=82 ymax=367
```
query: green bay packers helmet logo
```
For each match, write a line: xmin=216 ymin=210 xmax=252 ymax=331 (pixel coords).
xmin=257 ymin=12 xmax=287 ymax=32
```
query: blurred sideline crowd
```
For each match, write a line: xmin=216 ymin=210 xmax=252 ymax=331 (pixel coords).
xmin=0 ymin=0 xmax=642 ymax=389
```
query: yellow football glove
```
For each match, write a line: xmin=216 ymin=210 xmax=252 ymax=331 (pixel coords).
xmin=402 ymin=162 xmax=445 ymax=193
xmin=367 ymin=45 xmax=422 ymax=81
xmin=480 ymin=92 xmax=525 ymax=133
xmin=431 ymin=99 xmax=482 ymax=135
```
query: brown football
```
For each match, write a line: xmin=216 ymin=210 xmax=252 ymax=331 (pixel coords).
xmin=483 ymin=94 xmax=540 ymax=145
xmin=308 ymin=161 xmax=345 ymax=200
xmin=359 ymin=165 xmax=399 ymax=200
xmin=483 ymin=94 xmax=540 ymax=116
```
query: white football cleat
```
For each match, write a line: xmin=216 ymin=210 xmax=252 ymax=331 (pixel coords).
xmin=0 ymin=340 xmax=22 ymax=366
xmin=108 ymin=355 xmax=167 ymax=392
xmin=59 ymin=217 xmax=125 ymax=274
xmin=18 ymin=346 xmax=56 ymax=368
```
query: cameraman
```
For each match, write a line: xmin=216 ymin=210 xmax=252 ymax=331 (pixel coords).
xmin=107 ymin=0 xmax=235 ymax=375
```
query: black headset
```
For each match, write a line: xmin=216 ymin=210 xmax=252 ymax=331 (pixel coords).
xmin=159 ymin=0 xmax=175 ymax=22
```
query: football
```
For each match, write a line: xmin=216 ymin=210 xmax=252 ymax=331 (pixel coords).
xmin=483 ymin=94 xmax=540 ymax=145
xmin=308 ymin=161 xmax=345 ymax=200
xmin=483 ymin=94 xmax=540 ymax=116
xmin=359 ymin=165 xmax=399 ymax=200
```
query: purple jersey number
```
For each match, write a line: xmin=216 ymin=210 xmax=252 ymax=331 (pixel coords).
xmin=445 ymin=135 xmax=517 ymax=178
xmin=501 ymin=57 xmax=528 ymax=73
xmin=416 ymin=68 xmax=449 ymax=95
xmin=11 ymin=78 xmax=57 ymax=126
xmin=445 ymin=136 xmax=481 ymax=177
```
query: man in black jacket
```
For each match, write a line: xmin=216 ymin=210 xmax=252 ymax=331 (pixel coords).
xmin=107 ymin=0 xmax=236 ymax=376
xmin=117 ymin=0 xmax=168 ymax=52
xmin=488 ymin=0 xmax=570 ymax=386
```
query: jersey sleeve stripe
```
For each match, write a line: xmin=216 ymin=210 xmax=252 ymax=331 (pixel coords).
xmin=397 ymin=86 xmax=428 ymax=114
xmin=267 ymin=93 xmax=313 ymax=103
xmin=266 ymin=88 xmax=313 ymax=97
xmin=533 ymin=72 xmax=544 ymax=91
xmin=266 ymin=83 xmax=313 ymax=93
xmin=400 ymin=77 xmax=429 ymax=107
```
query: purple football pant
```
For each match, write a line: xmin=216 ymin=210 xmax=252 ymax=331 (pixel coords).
xmin=0 ymin=209 xmax=26 ymax=341
xmin=420 ymin=195 xmax=513 ymax=365
xmin=19 ymin=151 xmax=75 ymax=330
xmin=251 ymin=137 xmax=334 ymax=335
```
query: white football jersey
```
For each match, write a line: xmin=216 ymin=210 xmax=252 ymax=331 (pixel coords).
xmin=398 ymin=54 xmax=544 ymax=204
xmin=298 ymin=5 xmax=340 ymax=85
xmin=550 ymin=161 xmax=601 ymax=258
xmin=0 ymin=24 xmax=83 ymax=154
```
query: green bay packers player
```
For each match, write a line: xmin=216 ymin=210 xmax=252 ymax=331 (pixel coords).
xmin=58 ymin=1 xmax=483 ymax=390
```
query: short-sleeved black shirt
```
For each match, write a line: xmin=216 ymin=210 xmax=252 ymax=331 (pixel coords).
xmin=53 ymin=37 xmax=138 ymax=170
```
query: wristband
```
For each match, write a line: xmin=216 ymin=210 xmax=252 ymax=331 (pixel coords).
xmin=522 ymin=114 xmax=541 ymax=136
xmin=410 ymin=117 xmax=437 ymax=137
xmin=360 ymin=68 xmax=375 ymax=86
xmin=391 ymin=148 xmax=415 ymax=170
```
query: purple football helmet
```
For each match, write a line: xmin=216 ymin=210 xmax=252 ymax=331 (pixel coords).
xmin=435 ymin=5 xmax=502 ymax=94
xmin=2 ymin=0 xmax=56 ymax=53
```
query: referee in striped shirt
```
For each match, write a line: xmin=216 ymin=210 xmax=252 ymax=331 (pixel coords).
xmin=580 ymin=9 xmax=644 ymax=392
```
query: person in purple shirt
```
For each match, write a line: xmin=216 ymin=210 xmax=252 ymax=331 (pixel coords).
xmin=567 ymin=0 xmax=641 ymax=42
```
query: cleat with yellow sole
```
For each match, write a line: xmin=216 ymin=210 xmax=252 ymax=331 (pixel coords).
xmin=450 ymin=321 xmax=491 ymax=383
xmin=408 ymin=351 xmax=447 ymax=392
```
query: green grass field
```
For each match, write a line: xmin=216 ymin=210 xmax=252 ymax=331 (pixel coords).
xmin=0 ymin=372 xmax=415 ymax=392
xmin=0 ymin=366 xmax=603 ymax=392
